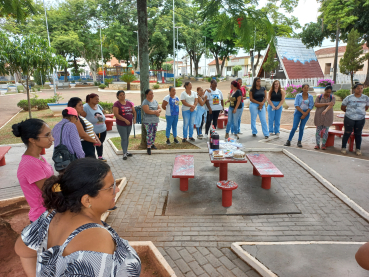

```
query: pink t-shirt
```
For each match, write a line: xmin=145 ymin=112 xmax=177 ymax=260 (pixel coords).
xmin=17 ymin=155 xmax=54 ymax=221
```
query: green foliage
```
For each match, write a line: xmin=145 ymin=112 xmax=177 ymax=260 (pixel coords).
xmin=17 ymin=85 xmax=24 ymax=92
xmin=94 ymin=81 xmax=101 ymax=86
xmin=334 ymin=89 xmax=351 ymax=100
xmin=175 ymin=79 xmax=182 ymax=87
xmin=263 ymin=42 xmax=279 ymax=74
xmin=104 ymin=78 xmax=113 ymax=86
xmin=99 ymin=84 xmax=106 ymax=89
xmin=233 ymin=65 xmax=242 ymax=75
xmin=0 ymin=0 xmax=37 ymax=22
xmin=153 ymin=84 xmax=160 ymax=89
xmin=98 ymin=101 xmax=113 ymax=114
xmin=17 ymin=97 xmax=55 ymax=111
xmin=120 ymin=73 xmax=137 ymax=83
xmin=17 ymin=100 xmax=30 ymax=111
xmin=33 ymin=69 xmax=46 ymax=85
xmin=162 ymin=63 xmax=173 ymax=72
xmin=363 ymin=87 xmax=369 ymax=97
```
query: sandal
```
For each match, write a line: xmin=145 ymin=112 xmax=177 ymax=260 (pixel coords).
xmin=314 ymin=145 xmax=320 ymax=150
xmin=321 ymin=145 xmax=326 ymax=150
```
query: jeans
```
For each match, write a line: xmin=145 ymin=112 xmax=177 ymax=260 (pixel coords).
xmin=205 ymin=110 xmax=221 ymax=134
xmin=342 ymin=116 xmax=365 ymax=149
xmin=117 ymin=125 xmax=132 ymax=154
xmin=165 ymin=115 xmax=178 ymax=139
xmin=196 ymin=114 xmax=205 ymax=135
xmin=226 ymin=107 xmax=243 ymax=134
xmin=267 ymin=101 xmax=283 ymax=134
xmin=81 ymin=141 xmax=96 ymax=158
xmin=144 ymin=123 xmax=158 ymax=147
xmin=95 ymin=130 xmax=107 ymax=157
xmin=288 ymin=110 xmax=310 ymax=141
xmin=231 ymin=102 xmax=244 ymax=134
xmin=249 ymin=102 xmax=269 ymax=136
xmin=182 ymin=110 xmax=196 ymax=139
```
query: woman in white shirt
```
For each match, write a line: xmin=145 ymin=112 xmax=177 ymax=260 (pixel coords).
xmin=180 ymin=82 xmax=198 ymax=142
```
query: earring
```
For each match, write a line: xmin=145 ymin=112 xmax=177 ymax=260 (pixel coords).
xmin=88 ymin=204 xmax=92 ymax=208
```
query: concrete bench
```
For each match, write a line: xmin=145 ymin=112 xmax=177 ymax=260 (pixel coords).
xmin=57 ymin=82 xmax=70 ymax=89
xmin=246 ymin=154 xmax=284 ymax=190
xmin=0 ymin=146 xmax=11 ymax=166
xmin=327 ymin=130 xmax=369 ymax=151
xmin=105 ymin=118 xmax=116 ymax=131
xmin=172 ymin=155 xmax=194 ymax=191
xmin=217 ymin=180 xmax=238 ymax=207
xmin=217 ymin=115 xmax=228 ymax=129
xmin=331 ymin=122 xmax=344 ymax=137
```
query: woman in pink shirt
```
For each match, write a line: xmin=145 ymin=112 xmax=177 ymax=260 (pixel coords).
xmin=12 ymin=118 xmax=55 ymax=222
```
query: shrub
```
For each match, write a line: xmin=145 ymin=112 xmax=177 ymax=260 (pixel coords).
xmin=175 ymin=79 xmax=182 ymax=87
xmin=284 ymin=84 xmax=302 ymax=98
xmin=99 ymin=101 xmax=113 ymax=114
xmin=334 ymin=89 xmax=350 ymax=100
xmin=153 ymin=84 xmax=160 ymax=89
xmin=207 ymin=77 xmax=212 ymax=82
xmin=99 ymin=84 xmax=106 ymax=89
xmin=17 ymin=85 xmax=24 ymax=92
xmin=104 ymin=78 xmax=113 ymax=86
xmin=94 ymin=81 xmax=101 ymax=86
xmin=36 ymin=99 xmax=49 ymax=110
xmin=17 ymin=100 xmax=30 ymax=111
xmin=317 ymin=79 xmax=334 ymax=87
xmin=120 ymin=73 xmax=137 ymax=90
xmin=363 ymin=87 xmax=369 ymax=97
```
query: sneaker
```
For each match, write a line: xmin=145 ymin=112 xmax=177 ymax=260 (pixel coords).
xmin=197 ymin=135 xmax=203 ymax=140
xmin=182 ymin=138 xmax=187 ymax=143
xmin=98 ymin=157 xmax=107 ymax=162
xmin=314 ymin=145 xmax=320 ymax=150
xmin=236 ymin=134 xmax=240 ymax=139
xmin=269 ymin=133 xmax=274 ymax=136
xmin=174 ymin=138 xmax=179 ymax=144
xmin=275 ymin=133 xmax=280 ymax=137
xmin=166 ymin=140 xmax=171 ymax=146
xmin=151 ymin=144 xmax=158 ymax=150
xmin=238 ymin=132 xmax=243 ymax=135
xmin=204 ymin=134 xmax=208 ymax=139
xmin=199 ymin=134 xmax=204 ymax=138
xmin=356 ymin=149 xmax=362 ymax=156
xmin=265 ymin=136 xmax=269 ymax=139
xmin=189 ymin=137 xmax=195 ymax=141
xmin=123 ymin=154 xmax=128 ymax=160
xmin=341 ymin=148 xmax=347 ymax=154
xmin=297 ymin=141 xmax=302 ymax=148
xmin=225 ymin=133 xmax=229 ymax=139
xmin=252 ymin=134 xmax=256 ymax=137
xmin=284 ymin=140 xmax=291 ymax=146
xmin=147 ymin=148 xmax=151 ymax=155
xmin=321 ymin=145 xmax=326 ymax=150
xmin=126 ymin=152 xmax=133 ymax=157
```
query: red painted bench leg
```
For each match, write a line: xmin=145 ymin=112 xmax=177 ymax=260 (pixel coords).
xmin=221 ymin=190 xmax=233 ymax=207
xmin=179 ymin=178 xmax=188 ymax=191
xmin=213 ymin=163 xmax=220 ymax=168
xmin=326 ymin=133 xmax=335 ymax=147
xmin=219 ymin=163 xmax=228 ymax=181
xmin=261 ymin=177 xmax=271 ymax=190
xmin=106 ymin=121 xmax=113 ymax=131
xmin=0 ymin=157 xmax=5 ymax=166
xmin=41 ymin=148 xmax=46 ymax=155
xmin=349 ymin=135 xmax=355 ymax=152
xmin=218 ymin=120 xmax=224 ymax=129
xmin=335 ymin=125 xmax=343 ymax=137
xmin=253 ymin=167 xmax=259 ymax=176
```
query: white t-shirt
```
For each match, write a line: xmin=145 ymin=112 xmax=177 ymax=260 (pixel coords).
xmin=163 ymin=94 xmax=180 ymax=116
xmin=180 ymin=91 xmax=198 ymax=111
xmin=205 ymin=88 xmax=223 ymax=111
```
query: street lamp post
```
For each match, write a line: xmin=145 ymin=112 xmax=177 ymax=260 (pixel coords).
xmin=42 ymin=0 xmax=57 ymax=98
xmin=134 ymin=31 xmax=139 ymax=71
xmin=175 ymin=26 xmax=182 ymax=78
xmin=99 ymin=26 xmax=104 ymax=85
xmin=203 ymin=36 xmax=206 ymax=77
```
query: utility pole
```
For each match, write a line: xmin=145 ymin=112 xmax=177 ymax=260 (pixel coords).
xmin=173 ymin=0 xmax=175 ymax=87
xmin=100 ymin=26 xmax=104 ymax=85
xmin=333 ymin=21 xmax=340 ymax=84
xmin=134 ymin=31 xmax=139 ymax=71
xmin=203 ymin=36 xmax=206 ymax=76
xmin=252 ymin=27 xmax=256 ymax=77
xmin=42 ymin=0 xmax=57 ymax=98
xmin=175 ymin=27 xmax=182 ymax=77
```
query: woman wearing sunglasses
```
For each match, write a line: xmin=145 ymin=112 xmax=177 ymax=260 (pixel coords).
xmin=12 ymin=118 xmax=55 ymax=223
xmin=15 ymin=158 xmax=141 ymax=277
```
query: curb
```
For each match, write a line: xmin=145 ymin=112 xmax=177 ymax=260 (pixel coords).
xmin=101 ymin=177 xmax=127 ymax=222
xmin=0 ymin=109 xmax=22 ymax=130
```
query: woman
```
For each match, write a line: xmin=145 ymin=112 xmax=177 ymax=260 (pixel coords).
xmin=284 ymin=84 xmax=314 ymax=147
xmin=205 ymin=80 xmax=224 ymax=138
xmin=249 ymin=77 xmax=269 ymax=139
xmin=314 ymin=85 xmax=335 ymax=150
xmin=15 ymin=158 xmax=141 ymax=276
xmin=267 ymin=80 xmax=285 ymax=136
xmin=82 ymin=93 xmax=107 ymax=162
xmin=356 ymin=242 xmax=369 ymax=270
xmin=53 ymin=107 xmax=85 ymax=160
xmin=194 ymin=87 xmax=207 ymax=139
xmin=113 ymin=90 xmax=136 ymax=160
xmin=225 ymin=81 xmax=243 ymax=139
xmin=142 ymin=89 xmax=161 ymax=155
xmin=229 ymin=78 xmax=247 ymax=134
xmin=162 ymin=86 xmax=180 ymax=145
xmin=341 ymin=83 xmax=369 ymax=155
xmin=180 ymin=81 xmax=198 ymax=142
xmin=68 ymin=97 xmax=100 ymax=158
xmin=12 ymin=119 xmax=54 ymax=223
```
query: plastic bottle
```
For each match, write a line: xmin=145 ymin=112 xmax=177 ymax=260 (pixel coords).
xmin=212 ymin=132 xmax=220 ymax=149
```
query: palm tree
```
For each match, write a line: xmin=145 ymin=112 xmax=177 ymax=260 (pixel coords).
xmin=0 ymin=0 xmax=37 ymax=22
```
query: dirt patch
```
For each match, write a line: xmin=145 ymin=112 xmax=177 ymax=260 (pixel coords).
xmin=280 ymin=124 xmax=293 ymax=130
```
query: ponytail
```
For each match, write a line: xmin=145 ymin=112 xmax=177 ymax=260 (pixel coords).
xmin=42 ymin=175 xmax=68 ymax=213
xmin=231 ymin=80 xmax=240 ymax=90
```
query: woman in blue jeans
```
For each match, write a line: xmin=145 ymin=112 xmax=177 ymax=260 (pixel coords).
xmin=267 ymin=80 xmax=285 ymax=136
xmin=180 ymin=82 xmax=198 ymax=142
xmin=284 ymin=84 xmax=314 ymax=147
xmin=225 ymin=80 xmax=243 ymax=139
xmin=162 ymin=86 xmax=180 ymax=145
xmin=249 ymin=77 xmax=269 ymax=139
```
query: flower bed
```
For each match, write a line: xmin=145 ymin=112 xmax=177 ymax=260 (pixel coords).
xmin=317 ymin=79 xmax=334 ymax=87
xmin=284 ymin=84 xmax=302 ymax=98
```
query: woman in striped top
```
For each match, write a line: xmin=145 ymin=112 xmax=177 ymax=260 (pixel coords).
xmin=68 ymin=97 xmax=100 ymax=158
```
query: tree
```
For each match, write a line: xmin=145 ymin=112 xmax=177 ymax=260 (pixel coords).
xmin=339 ymin=29 xmax=366 ymax=88
xmin=233 ymin=65 xmax=242 ymax=76
xmin=120 ymin=73 xmax=137 ymax=90
xmin=0 ymin=0 xmax=37 ymax=22
xmin=3 ymin=34 xmax=66 ymax=117
xmin=263 ymin=42 xmax=279 ymax=77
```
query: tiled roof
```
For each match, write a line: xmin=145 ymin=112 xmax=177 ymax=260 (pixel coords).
xmin=208 ymin=59 xmax=223 ymax=65
xmin=315 ymin=44 xmax=368 ymax=56
xmin=275 ymin=37 xmax=324 ymax=79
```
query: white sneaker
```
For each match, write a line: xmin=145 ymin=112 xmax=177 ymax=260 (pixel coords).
xmin=204 ymin=134 xmax=208 ymax=139
xmin=341 ymin=148 xmax=347 ymax=154
xmin=356 ymin=149 xmax=362 ymax=156
xmin=269 ymin=133 xmax=274 ymax=136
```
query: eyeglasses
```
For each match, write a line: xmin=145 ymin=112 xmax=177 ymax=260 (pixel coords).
xmin=99 ymin=173 xmax=116 ymax=195
xmin=38 ymin=133 xmax=53 ymax=140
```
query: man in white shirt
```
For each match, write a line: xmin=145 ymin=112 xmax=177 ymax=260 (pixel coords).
xmin=205 ymin=80 xmax=224 ymax=137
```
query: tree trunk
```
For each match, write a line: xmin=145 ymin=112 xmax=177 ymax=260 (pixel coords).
xmin=190 ymin=57 xmax=193 ymax=76
xmin=350 ymin=72 xmax=354 ymax=90
xmin=26 ymin=77 xmax=32 ymax=118
xmin=127 ymin=82 xmax=131 ymax=90
xmin=333 ymin=22 xmax=340 ymax=83
xmin=137 ymin=0 xmax=149 ymax=148
xmin=364 ymin=58 xmax=369 ymax=87
xmin=220 ymin=57 xmax=227 ymax=77
xmin=215 ymin=54 xmax=220 ymax=76
xmin=64 ymin=65 xmax=68 ymax=82
xmin=254 ymin=50 xmax=261 ymax=72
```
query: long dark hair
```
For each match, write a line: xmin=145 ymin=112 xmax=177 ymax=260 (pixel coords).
xmin=250 ymin=77 xmax=261 ymax=93
xmin=68 ymin=97 xmax=86 ymax=130
xmin=12 ymin=119 xmax=45 ymax=146
xmin=43 ymin=159 xmax=111 ymax=213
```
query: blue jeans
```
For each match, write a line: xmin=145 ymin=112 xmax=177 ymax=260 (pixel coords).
xmin=288 ymin=110 xmax=310 ymax=141
xmin=267 ymin=101 xmax=283 ymax=134
xmin=231 ymin=102 xmax=244 ymax=133
xmin=182 ymin=110 xmax=196 ymax=138
xmin=249 ymin=102 xmax=269 ymax=136
xmin=165 ymin=115 xmax=178 ymax=138
xmin=226 ymin=107 xmax=243 ymax=134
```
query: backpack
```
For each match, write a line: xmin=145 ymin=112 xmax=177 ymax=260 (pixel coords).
xmin=319 ymin=94 xmax=332 ymax=101
xmin=52 ymin=122 xmax=76 ymax=172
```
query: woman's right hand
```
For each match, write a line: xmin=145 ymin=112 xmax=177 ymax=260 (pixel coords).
xmin=209 ymin=108 xmax=213 ymax=114
xmin=124 ymin=119 xmax=131 ymax=125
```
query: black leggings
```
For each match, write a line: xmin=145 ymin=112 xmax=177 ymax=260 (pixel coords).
xmin=342 ymin=116 xmax=365 ymax=150
xmin=81 ymin=140 xmax=96 ymax=158
xmin=95 ymin=130 xmax=107 ymax=157
xmin=205 ymin=110 xmax=221 ymax=134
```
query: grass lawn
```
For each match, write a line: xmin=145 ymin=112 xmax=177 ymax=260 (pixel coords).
xmin=0 ymin=109 xmax=61 ymax=145
xmin=110 ymin=130 xmax=200 ymax=150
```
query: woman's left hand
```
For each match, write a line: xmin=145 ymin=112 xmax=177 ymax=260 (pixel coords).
xmin=322 ymin=110 xmax=327 ymax=116
xmin=133 ymin=118 xmax=136 ymax=124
